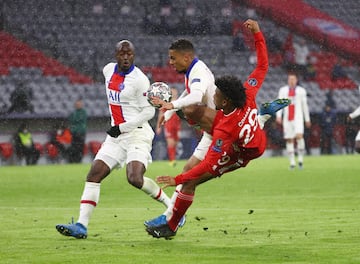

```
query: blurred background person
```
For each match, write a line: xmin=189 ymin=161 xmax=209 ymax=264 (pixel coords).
xmin=276 ymin=72 xmax=311 ymax=169
xmin=50 ymin=123 xmax=72 ymax=162
xmin=320 ymin=105 xmax=337 ymax=154
xmin=7 ymin=81 xmax=34 ymax=114
xmin=156 ymin=87 xmax=181 ymax=167
xmin=68 ymin=99 xmax=87 ymax=163
xmin=13 ymin=123 xmax=40 ymax=165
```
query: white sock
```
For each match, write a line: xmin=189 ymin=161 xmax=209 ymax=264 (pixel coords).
xmin=286 ymin=142 xmax=296 ymax=166
xmin=141 ymin=177 xmax=171 ymax=208
xmin=258 ymin=114 xmax=271 ymax=129
xmin=164 ymin=184 xmax=182 ymax=219
xmin=77 ymin=182 xmax=100 ymax=228
xmin=296 ymin=138 xmax=305 ymax=163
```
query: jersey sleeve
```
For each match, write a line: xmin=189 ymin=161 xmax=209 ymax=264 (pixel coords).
xmin=136 ymin=73 xmax=151 ymax=107
xmin=171 ymin=67 xmax=208 ymax=109
xmin=243 ymin=32 xmax=268 ymax=99
xmin=349 ymin=106 xmax=360 ymax=119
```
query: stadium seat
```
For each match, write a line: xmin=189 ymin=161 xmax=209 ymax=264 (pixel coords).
xmin=34 ymin=142 xmax=44 ymax=156
xmin=88 ymin=141 xmax=102 ymax=158
xmin=0 ymin=142 xmax=14 ymax=164
xmin=44 ymin=142 xmax=59 ymax=162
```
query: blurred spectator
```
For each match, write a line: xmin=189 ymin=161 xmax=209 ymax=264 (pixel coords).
xmin=68 ymin=99 xmax=87 ymax=163
xmin=282 ymin=33 xmax=295 ymax=71
xmin=320 ymin=105 xmax=337 ymax=154
xmin=304 ymin=56 xmax=317 ymax=81
xmin=232 ymin=31 xmax=246 ymax=52
xmin=92 ymin=3 xmax=103 ymax=14
xmin=7 ymin=82 xmax=34 ymax=114
xmin=13 ymin=123 xmax=40 ymax=165
xmin=267 ymin=33 xmax=282 ymax=53
xmin=50 ymin=123 xmax=72 ymax=161
xmin=345 ymin=117 xmax=358 ymax=154
xmin=325 ymin=90 xmax=336 ymax=109
xmin=293 ymin=39 xmax=310 ymax=77
xmin=331 ymin=59 xmax=347 ymax=81
xmin=266 ymin=120 xmax=284 ymax=156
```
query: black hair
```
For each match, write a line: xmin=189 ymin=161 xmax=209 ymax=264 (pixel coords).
xmin=169 ymin=39 xmax=194 ymax=52
xmin=215 ymin=75 xmax=246 ymax=108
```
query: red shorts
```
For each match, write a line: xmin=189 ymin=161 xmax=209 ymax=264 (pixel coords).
xmin=215 ymin=145 xmax=265 ymax=175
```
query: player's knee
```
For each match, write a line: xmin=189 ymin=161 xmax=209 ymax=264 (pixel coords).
xmin=181 ymin=181 xmax=196 ymax=194
xmin=86 ymin=160 xmax=110 ymax=183
xmin=127 ymin=173 xmax=143 ymax=189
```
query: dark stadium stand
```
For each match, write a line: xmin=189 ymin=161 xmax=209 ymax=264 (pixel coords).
xmin=0 ymin=0 xmax=359 ymax=161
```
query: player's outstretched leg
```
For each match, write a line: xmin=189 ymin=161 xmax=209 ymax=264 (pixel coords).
xmin=56 ymin=219 xmax=87 ymax=239
xmin=260 ymin=98 xmax=291 ymax=116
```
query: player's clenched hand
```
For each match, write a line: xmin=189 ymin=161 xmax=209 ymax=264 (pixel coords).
xmin=106 ymin=125 xmax=121 ymax=137
xmin=243 ymin=19 xmax=260 ymax=34
xmin=156 ymin=176 xmax=176 ymax=188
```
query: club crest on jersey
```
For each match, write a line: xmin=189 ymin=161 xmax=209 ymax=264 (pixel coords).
xmin=247 ymin=78 xmax=258 ymax=86
xmin=118 ymin=83 xmax=125 ymax=91
xmin=212 ymin=138 xmax=223 ymax=153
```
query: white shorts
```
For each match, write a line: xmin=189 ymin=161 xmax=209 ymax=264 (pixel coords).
xmin=283 ymin=120 xmax=304 ymax=139
xmin=192 ymin=131 xmax=212 ymax=161
xmin=95 ymin=126 xmax=154 ymax=170
xmin=356 ymin=130 xmax=360 ymax=141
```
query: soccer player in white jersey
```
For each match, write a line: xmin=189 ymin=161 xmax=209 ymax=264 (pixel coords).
xmin=55 ymin=40 xmax=171 ymax=239
xmin=276 ymin=72 xmax=311 ymax=169
xmin=149 ymin=39 xmax=217 ymax=227
xmin=348 ymin=105 xmax=360 ymax=153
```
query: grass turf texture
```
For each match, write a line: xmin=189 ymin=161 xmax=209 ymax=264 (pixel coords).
xmin=0 ymin=155 xmax=359 ymax=264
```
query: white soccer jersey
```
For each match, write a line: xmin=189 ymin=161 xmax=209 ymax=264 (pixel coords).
xmin=349 ymin=106 xmax=360 ymax=120
xmin=171 ymin=58 xmax=216 ymax=110
xmin=276 ymin=85 xmax=310 ymax=137
xmin=103 ymin=63 xmax=154 ymax=131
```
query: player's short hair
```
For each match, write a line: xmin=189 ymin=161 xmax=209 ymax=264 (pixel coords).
xmin=215 ymin=75 xmax=246 ymax=108
xmin=115 ymin=40 xmax=135 ymax=52
xmin=169 ymin=39 xmax=194 ymax=52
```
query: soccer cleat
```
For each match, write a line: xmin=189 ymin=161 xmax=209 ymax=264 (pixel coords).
xmin=144 ymin=215 xmax=167 ymax=228
xmin=56 ymin=221 xmax=87 ymax=239
xmin=146 ymin=224 xmax=176 ymax=240
xmin=289 ymin=165 xmax=295 ymax=170
xmin=260 ymin=98 xmax=291 ymax=116
xmin=144 ymin=214 xmax=186 ymax=228
xmin=298 ymin=162 xmax=303 ymax=170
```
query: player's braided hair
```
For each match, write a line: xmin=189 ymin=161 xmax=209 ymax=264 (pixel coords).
xmin=215 ymin=75 xmax=246 ymax=108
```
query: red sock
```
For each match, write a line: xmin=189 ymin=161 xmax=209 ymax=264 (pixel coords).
xmin=168 ymin=191 xmax=194 ymax=231
xmin=167 ymin=146 xmax=176 ymax=161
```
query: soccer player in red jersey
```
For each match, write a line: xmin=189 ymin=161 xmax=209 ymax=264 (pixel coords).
xmin=145 ymin=19 xmax=290 ymax=239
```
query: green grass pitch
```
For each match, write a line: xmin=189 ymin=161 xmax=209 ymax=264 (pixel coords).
xmin=0 ymin=155 xmax=359 ymax=264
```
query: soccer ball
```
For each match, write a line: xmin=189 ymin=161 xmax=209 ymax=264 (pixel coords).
xmin=146 ymin=82 xmax=172 ymax=108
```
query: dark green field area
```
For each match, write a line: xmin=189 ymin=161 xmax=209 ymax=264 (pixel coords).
xmin=1 ymin=155 xmax=359 ymax=264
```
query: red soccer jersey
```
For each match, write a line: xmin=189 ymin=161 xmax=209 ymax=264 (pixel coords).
xmin=175 ymin=32 xmax=268 ymax=185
